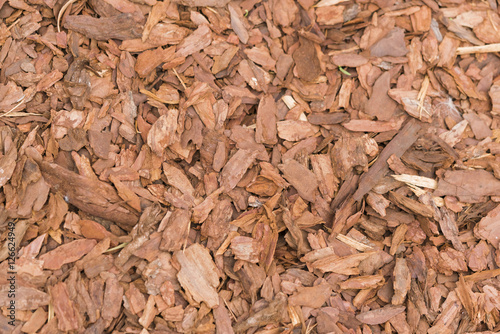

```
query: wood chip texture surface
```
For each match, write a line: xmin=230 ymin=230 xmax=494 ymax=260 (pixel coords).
xmin=1 ymin=0 xmax=500 ymax=333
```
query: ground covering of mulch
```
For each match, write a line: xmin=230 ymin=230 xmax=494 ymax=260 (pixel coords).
xmin=2 ymin=0 xmax=500 ymax=332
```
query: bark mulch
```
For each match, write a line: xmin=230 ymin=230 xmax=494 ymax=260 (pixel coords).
xmin=1 ymin=0 xmax=500 ymax=333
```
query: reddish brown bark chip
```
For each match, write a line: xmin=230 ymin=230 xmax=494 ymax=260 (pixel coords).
xmin=102 ymin=275 xmax=124 ymax=321
xmin=364 ymin=71 xmax=398 ymax=121
xmin=289 ymin=283 xmax=331 ymax=308
xmin=370 ymin=28 xmax=408 ymax=57
xmin=332 ymin=54 xmax=369 ymax=67
xmin=40 ymin=239 xmax=97 ymax=270
xmin=0 ymin=285 xmax=49 ymax=310
xmin=147 ymin=108 xmax=180 ymax=156
xmin=475 ymin=204 xmax=500 ymax=249
xmin=135 ymin=46 xmax=175 ymax=78
xmin=353 ymin=119 xmax=421 ymax=201
xmin=434 ymin=170 xmax=500 ymax=203
xmin=255 ymin=95 xmax=278 ymax=145
xmin=38 ymin=160 xmax=139 ymax=231
xmin=175 ymin=24 xmax=212 ymax=58
xmin=279 ymin=159 xmax=318 ymax=202
xmin=174 ymin=244 xmax=220 ymax=308
xmin=160 ymin=208 xmax=191 ymax=252
xmin=50 ymin=282 xmax=80 ymax=331
xmin=220 ymin=149 xmax=258 ymax=190
xmin=392 ymin=258 xmax=411 ymax=305
xmin=356 ymin=305 xmax=406 ymax=325
xmin=64 ymin=14 xmax=143 ymax=40
xmin=293 ymin=38 xmax=321 ymax=82
xmin=213 ymin=296 xmax=235 ymax=334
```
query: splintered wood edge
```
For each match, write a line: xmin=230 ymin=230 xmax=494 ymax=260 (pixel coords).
xmin=456 ymin=43 xmax=500 ymax=55
xmin=391 ymin=174 xmax=438 ymax=189
xmin=336 ymin=234 xmax=374 ymax=252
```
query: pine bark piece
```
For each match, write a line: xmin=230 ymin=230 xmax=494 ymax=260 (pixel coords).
xmin=63 ymin=14 xmax=142 ymax=40
xmin=230 ymin=236 xmax=261 ymax=263
xmin=173 ymin=0 xmax=230 ymax=6
xmin=289 ymin=283 xmax=331 ymax=308
xmin=474 ymin=204 xmax=500 ymax=249
xmin=21 ymin=307 xmax=47 ymax=333
xmin=142 ymin=1 xmax=167 ymax=42
xmin=353 ymin=119 xmax=421 ymax=201
xmin=220 ymin=149 xmax=258 ymax=190
xmin=174 ymin=244 xmax=220 ymax=308
xmin=356 ymin=305 xmax=406 ymax=325
xmin=310 ymin=154 xmax=338 ymax=200
xmin=138 ymin=295 xmax=157 ymax=328
xmin=108 ymin=174 xmax=141 ymax=213
xmin=160 ymin=208 xmax=191 ymax=252
xmin=255 ymin=95 xmax=278 ymax=145
xmin=135 ymin=46 xmax=175 ymax=77
xmin=36 ymin=70 xmax=63 ymax=92
xmin=40 ymin=239 xmax=97 ymax=270
xmin=234 ymin=292 xmax=287 ymax=332
xmin=235 ymin=262 xmax=266 ymax=302
xmin=279 ymin=159 xmax=318 ymax=202
xmin=342 ymin=119 xmax=404 ymax=132
xmin=282 ymin=208 xmax=309 ymax=255
xmin=466 ymin=240 xmax=490 ymax=272
xmin=455 ymin=275 xmax=476 ymax=323
xmin=339 ymin=275 xmax=385 ymax=290
xmin=427 ymin=291 xmax=461 ymax=334
xmin=388 ymin=191 xmax=434 ymax=218
xmin=392 ymin=258 xmax=411 ymax=305
xmin=50 ymin=282 xmax=80 ymax=331
xmin=121 ymin=24 xmax=191 ymax=51
xmin=339 ymin=80 xmax=354 ymax=109
xmin=437 ymin=207 xmax=464 ymax=252
xmin=389 ymin=224 xmax=408 ymax=256
xmin=0 ymin=285 xmax=49 ymax=310
xmin=213 ymin=296 xmax=235 ymax=334
xmin=0 ymin=220 xmax=28 ymax=263
xmin=364 ymin=72 xmax=398 ymax=121
xmin=38 ymin=160 xmax=139 ymax=231
xmin=312 ymin=252 xmax=375 ymax=274
xmin=447 ymin=66 xmax=482 ymax=100
xmin=316 ymin=5 xmax=344 ymax=25
xmin=147 ymin=109 xmax=180 ymax=156
xmin=293 ymin=38 xmax=321 ymax=82
xmin=277 ymin=120 xmax=319 ymax=141
xmin=388 ymin=89 xmax=433 ymax=122
xmin=366 ymin=192 xmax=390 ymax=217
xmin=330 ymin=134 xmax=374 ymax=180
xmin=102 ymin=275 xmax=124 ymax=321
xmin=370 ymin=28 xmax=408 ymax=57
xmin=163 ymin=163 xmax=196 ymax=200
xmin=331 ymin=53 xmax=368 ymax=68
xmin=228 ymin=2 xmax=249 ymax=44
xmin=437 ymin=34 xmax=460 ymax=69
xmin=434 ymin=170 xmax=500 ymax=203
xmin=0 ymin=129 xmax=16 ymax=188
xmin=308 ymin=112 xmax=349 ymax=125
xmin=245 ymin=47 xmax=276 ymax=71
xmin=176 ymin=24 xmax=212 ymax=58
xmin=438 ymin=247 xmax=468 ymax=274
xmin=490 ymin=83 xmax=500 ymax=115
xmin=212 ymin=45 xmax=239 ymax=74
xmin=115 ymin=204 xmax=163 ymax=267
xmin=389 ymin=312 xmax=412 ymax=334
xmin=463 ymin=112 xmax=492 ymax=140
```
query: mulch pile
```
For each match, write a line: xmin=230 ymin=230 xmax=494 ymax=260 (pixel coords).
xmin=1 ymin=0 xmax=500 ymax=332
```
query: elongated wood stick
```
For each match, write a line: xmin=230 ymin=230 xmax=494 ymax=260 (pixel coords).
xmin=457 ymin=43 xmax=500 ymax=55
